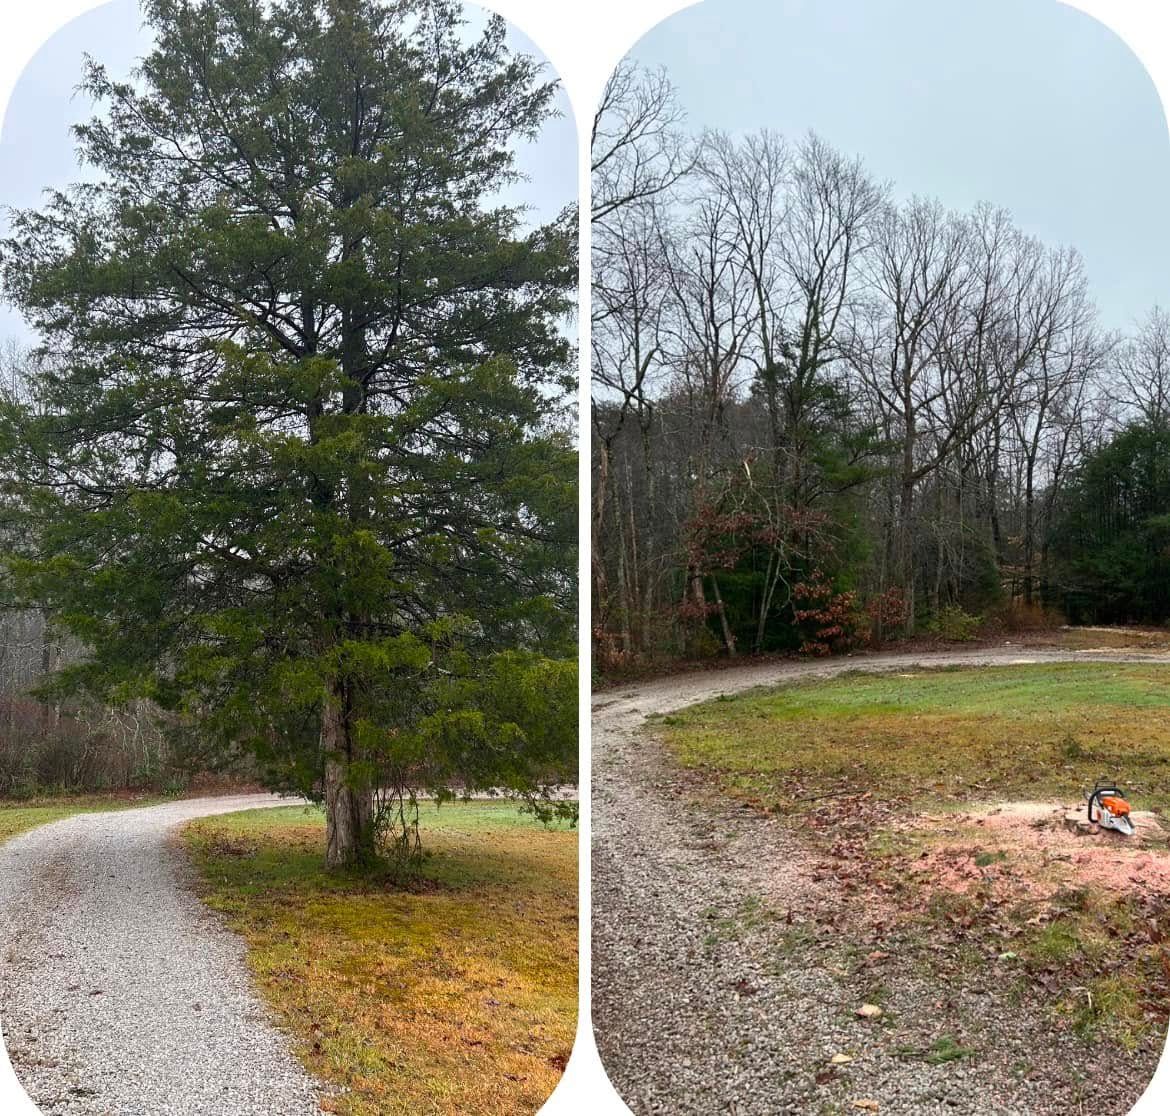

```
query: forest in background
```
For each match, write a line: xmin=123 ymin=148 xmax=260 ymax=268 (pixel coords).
xmin=591 ymin=62 xmax=1170 ymax=673
xmin=0 ymin=344 xmax=178 ymax=796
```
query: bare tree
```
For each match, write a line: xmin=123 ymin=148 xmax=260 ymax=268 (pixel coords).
xmin=1004 ymin=245 xmax=1102 ymax=602
xmin=1111 ymin=305 xmax=1170 ymax=425
xmin=591 ymin=60 xmax=694 ymax=227
xmin=850 ymin=198 xmax=976 ymax=628
xmin=591 ymin=201 xmax=672 ymax=648
xmin=660 ymin=190 xmax=755 ymax=654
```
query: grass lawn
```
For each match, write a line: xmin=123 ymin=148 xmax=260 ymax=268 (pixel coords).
xmin=182 ymin=802 xmax=577 ymax=1116
xmin=0 ymin=792 xmax=168 ymax=843
xmin=660 ymin=662 xmax=1170 ymax=816
xmin=659 ymin=662 xmax=1170 ymax=1046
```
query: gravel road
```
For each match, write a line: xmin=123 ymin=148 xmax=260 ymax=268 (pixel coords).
xmin=593 ymin=647 xmax=1170 ymax=1116
xmin=0 ymin=794 xmax=323 ymax=1116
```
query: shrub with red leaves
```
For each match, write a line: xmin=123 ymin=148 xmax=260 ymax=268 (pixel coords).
xmin=864 ymin=587 xmax=908 ymax=645
xmin=792 ymin=571 xmax=865 ymax=656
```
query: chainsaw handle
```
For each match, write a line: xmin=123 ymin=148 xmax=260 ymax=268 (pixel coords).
xmin=1087 ymin=785 xmax=1132 ymax=825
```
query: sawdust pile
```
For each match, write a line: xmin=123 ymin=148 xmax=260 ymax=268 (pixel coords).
xmin=901 ymin=800 xmax=1170 ymax=899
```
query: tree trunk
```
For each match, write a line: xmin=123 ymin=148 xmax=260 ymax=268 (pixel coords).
xmin=613 ymin=479 xmax=632 ymax=653
xmin=322 ymin=680 xmax=373 ymax=868
xmin=898 ymin=406 xmax=918 ymax=634
xmin=930 ymin=481 xmax=945 ymax=617
xmin=754 ymin=550 xmax=777 ymax=655
xmin=898 ymin=475 xmax=917 ymax=634
xmin=593 ymin=438 xmax=612 ymax=639
xmin=709 ymin=575 xmax=737 ymax=657
xmin=639 ymin=420 xmax=656 ymax=651
xmin=626 ymin=466 xmax=641 ymax=652
xmin=39 ymin=615 xmax=55 ymax=737
xmin=1022 ymin=457 xmax=1036 ymax=605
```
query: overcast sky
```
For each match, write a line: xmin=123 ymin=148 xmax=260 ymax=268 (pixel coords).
xmin=627 ymin=0 xmax=1169 ymax=335
xmin=0 ymin=0 xmax=577 ymax=348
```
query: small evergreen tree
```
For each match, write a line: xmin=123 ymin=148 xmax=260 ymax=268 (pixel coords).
xmin=0 ymin=0 xmax=577 ymax=867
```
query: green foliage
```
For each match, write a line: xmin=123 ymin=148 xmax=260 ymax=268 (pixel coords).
xmin=956 ymin=533 xmax=1005 ymax=613
xmin=0 ymin=0 xmax=577 ymax=860
xmin=926 ymin=605 xmax=982 ymax=642
xmin=1049 ymin=422 xmax=1170 ymax=624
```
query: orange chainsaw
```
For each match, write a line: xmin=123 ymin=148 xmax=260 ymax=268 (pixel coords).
xmin=1086 ymin=781 xmax=1135 ymax=836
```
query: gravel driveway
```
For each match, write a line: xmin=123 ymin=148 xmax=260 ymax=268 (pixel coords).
xmin=0 ymin=794 xmax=323 ymax=1115
xmin=592 ymin=647 xmax=1170 ymax=1116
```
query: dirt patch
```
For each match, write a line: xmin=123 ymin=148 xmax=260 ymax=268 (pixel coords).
xmin=900 ymin=799 xmax=1170 ymax=902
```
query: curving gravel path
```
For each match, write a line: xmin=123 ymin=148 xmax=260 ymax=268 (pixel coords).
xmin=593 ymin=647 xmax=1170 ymax=1116
xmin=0 ymin=794 xmax=323 ymax=1116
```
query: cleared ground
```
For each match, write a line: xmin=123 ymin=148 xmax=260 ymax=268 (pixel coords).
xmin=593 ymin=648 xmax=1170 ymax=1116
xmin=1018 ymin=626 xmax=1170 ymax=653
xmin=182 ymin=802 xmax=577 ymax=1116
xmin=660 ymin=663 xmax=1170 ymax=1049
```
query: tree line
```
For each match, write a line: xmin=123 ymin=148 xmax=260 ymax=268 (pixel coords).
xmin=592 ymin=61 xmax=1169 ymax=669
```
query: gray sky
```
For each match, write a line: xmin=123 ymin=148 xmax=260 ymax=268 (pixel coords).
xmin=0 ymin=0 xmax=577 ymax=347
xmin=628 ymin=0 xmax=1170 ymax=335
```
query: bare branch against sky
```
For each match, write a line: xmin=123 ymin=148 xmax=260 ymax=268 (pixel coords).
xmin=622 ymin=0 xmax=1169 ymax=334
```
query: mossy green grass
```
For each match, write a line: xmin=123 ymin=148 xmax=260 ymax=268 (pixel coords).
xmin=183 ymin=801 xmax=577 ymax=1116
xmin=660 ymin=663 xmax=1170 ymax=816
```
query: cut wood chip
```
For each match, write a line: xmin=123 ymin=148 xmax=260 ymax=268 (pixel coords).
xmin=852 ymin=1101 xmax=880 ymax=1112
xmin=855 ymin=1003 xmax=883 ymax=1020
xmin=831 ymin=1053 xmax=854 ymax=1065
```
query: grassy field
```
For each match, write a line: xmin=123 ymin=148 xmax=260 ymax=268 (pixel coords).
xmin=0 ymin=792 xmax=168 ymax=843
xmin=660 ymin=662 xmax=1170 ymax=816
xmin=659 ymin=662 xmax=1170 ymax=1046
xmin=182 ymin=802 xmax=577 ymax=1116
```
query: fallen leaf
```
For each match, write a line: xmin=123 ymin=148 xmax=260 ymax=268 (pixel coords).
xmin=852 ymin=1101 xmax=880 ymax=1112
xmin=831 ymin=1053 xmax=854 ymax=1065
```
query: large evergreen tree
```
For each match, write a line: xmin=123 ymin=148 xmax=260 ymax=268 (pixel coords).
xmin=0 ymin=0 xmax=577 ymax=866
